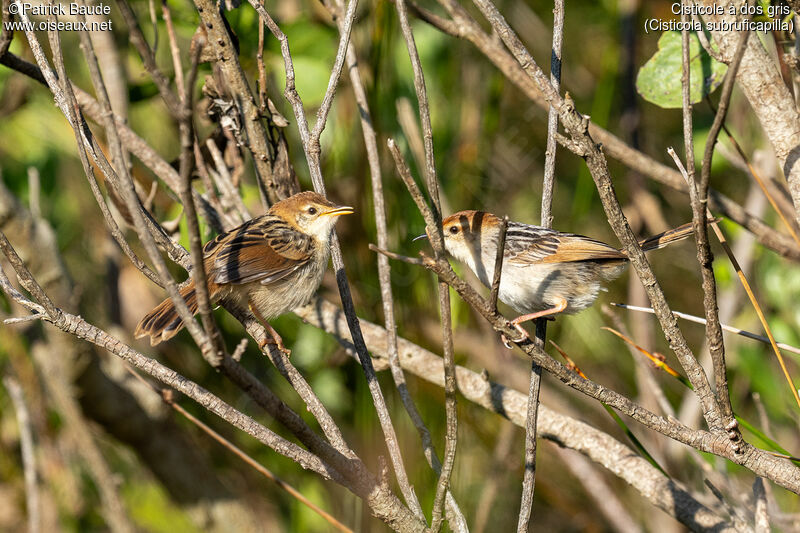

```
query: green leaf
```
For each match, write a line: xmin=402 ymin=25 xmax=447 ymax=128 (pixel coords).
xmin=636 ymin=31 xmax=727 ymax=109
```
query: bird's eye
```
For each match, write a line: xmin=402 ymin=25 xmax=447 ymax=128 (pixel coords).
xmin=449 ymin=226 xmax=459 ymax=234
xmin=307 ymin=206 xmax=318 ymax=215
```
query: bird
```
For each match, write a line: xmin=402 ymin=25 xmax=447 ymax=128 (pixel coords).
xmin=135 ymin=191 xmax=353 ymax=352
xmin=419 ymin=210 xmax=694 ymax=344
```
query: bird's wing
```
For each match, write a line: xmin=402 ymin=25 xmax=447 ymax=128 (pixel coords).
xmin=204 ymin=216 xmax=313 ymax=285
xmin=505 ymin=223 xmax=625 ymax=264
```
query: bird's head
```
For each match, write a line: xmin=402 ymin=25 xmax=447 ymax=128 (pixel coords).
xmin=271 ymin=191 xmax=353 ymax=240
xmin=415 ymin=210 xmax=500 ymax=265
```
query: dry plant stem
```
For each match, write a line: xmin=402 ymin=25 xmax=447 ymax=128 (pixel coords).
xmin=116 ymin=0 xmax=181 ymax=115
xmin=206 ymin=138 xmax=250 ymax=223
xmin=667 ymin=148 xmax=800 ymax=410
xmin=59 ymin=7 xmax=215 ymax=362
xmin=719 ymin=124 xmax=800 ymax=247
xmin=251 ymin=0 xmax=426 ymax=521
xmin=124 ymin=367 xmax=353 ymax=533
xmin=3 ymin=375 xmax=40 ymax=533
xmin=519 ymin=4 xmax=563 ymax=528
xmin=176 ymin=45 xmax=227 ymax=366
xmin=753 ymin=478 xmax=770 ymax=533
xmin=489 ymin=215 xmax=508 ymax=311
xmin=613 ymin=304 xmax=800 ymax=356
xmin=680 ymin=12 xmax=729 ymax=421
xmin=470 ymin=0 xmax=723 ymax=431
xmin=192 ymin=0 xmax=283 ymax=203
xmin=540 ymin=0 xmax=563 ymax=229
xmin=394 ymin=1 xmax=457 ymax=528
xmin=298 ymin=298 xmax=742 ymax=531
xmin=331 ymin=3 xmax=466 ymax=525
xmin=407 ymin=0 xmax=800 ymax=262
xmin=161 ymin=0 xmax=185 ymax=100
xmin=388 ymin=137 xmax=458 ymax=530
xmin=696 ymin=22 xmax=751 ymax=421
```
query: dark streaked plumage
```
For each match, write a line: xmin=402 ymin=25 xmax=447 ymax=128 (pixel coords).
xmin=135 ymin=191 xmax=353 ymax=347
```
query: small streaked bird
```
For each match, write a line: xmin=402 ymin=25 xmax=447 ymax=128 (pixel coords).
xmin=420 ymin=210 xmax=693 ymax=343
xmin=135 ymin=191 xmax=353 ymax=352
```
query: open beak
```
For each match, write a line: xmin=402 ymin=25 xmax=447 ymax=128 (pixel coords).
xmin=412 ymin=234 xmax=428 ymax=242
xmin=322 ymin=205 xmax=354 ymax=217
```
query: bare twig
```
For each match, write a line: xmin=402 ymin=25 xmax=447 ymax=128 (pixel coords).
xmin=611 ymin=304 xmax=800 ymax=356
xmin=116 ymin=0 xmax=182 ymax=116
xmin=329 ymin=0 xmax=468 ymax=524
xmin=753 ymin=477 xmax=770 ymax=533
xmin=694 ymin=6 xmax=752 ymax=423
xmin=298 ymin=297 xmax=742 ymax=530
xmin=123 ymin=364 xmax=353 ymax=532
xmin=489 ymin=215 xmax=509 ymax=311
xmin=244 ymin=1 xmax=427 ymax=527
xmin=3 ymin=375 xmax=40 ymax=533
xmin=393 ymin=1 xmax=457 ymax=528
xmin=518 ymin=4 xmax=563 ymax=529
xmin=667 ymin=148 xmax=800 ymax=411
xmin=176 ymin=42 xmax=227 ymax=366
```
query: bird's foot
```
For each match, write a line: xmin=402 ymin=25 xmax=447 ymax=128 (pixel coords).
xmin=501 ymin=323 xmax=531 ymax=349
xmin=501 ymin=298 xmax=568 ymax=348
xmin=250 ymin=302 xmax=291 ymax=356
xmin=258 ymin=334 xmax=291 ymax=356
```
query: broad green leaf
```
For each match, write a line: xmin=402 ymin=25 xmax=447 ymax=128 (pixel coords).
xmin=636 ymin=31 xmax=727 ymax=109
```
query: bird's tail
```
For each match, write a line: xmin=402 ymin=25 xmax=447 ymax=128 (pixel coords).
xmin=134 ymin=282 xmax=198 ymax=346
xmin=638 ymin=222 xmax=696 ymax=252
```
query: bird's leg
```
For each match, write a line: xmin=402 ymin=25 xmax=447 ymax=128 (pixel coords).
xmin=249 ymin=302 xmax=291 ymax=356
xmin=501 ymin=298 xmax=568 ymax=348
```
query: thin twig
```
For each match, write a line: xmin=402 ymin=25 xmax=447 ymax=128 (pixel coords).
xmin=695 ymin=6 xmax=752 ymax=423
xmin=116 ymin=0 xmax=182 ymax=116
xmin=611 ymin=304 xmax=800 ymax=357
xmin=519 ymin=4 xmax=562 ymax=528
xmin=245 ymin=2 xmax=426 ymax=527
xmin=393 ymin=1 xmax=457 ymax=528
xmin=3 ymin=375 xmax=40 ymax=533
xmin=176 ymin=42 xmax=227 ymax=366
xmin=331 ymin=0 xmax=466 ymax=524
xmin=667 ymin=148 xmax=800 ymax=410
xmin=123 ymin=364 xmax=354 ymax=532
xmin=489 ymin=215 xmax=508 ymax=311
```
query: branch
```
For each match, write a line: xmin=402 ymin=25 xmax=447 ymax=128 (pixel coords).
xmin=393 ymin=2 xmax=457 ymax=527
xmin=3 ymin=375 xmax=40 ymax=533
xmin=297 ymin=297 xmax=743 ymax=531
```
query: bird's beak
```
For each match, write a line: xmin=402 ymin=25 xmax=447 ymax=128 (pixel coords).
xmin=412 ymin=234 xmax=428 ymax=242
xmin=321 ymin=205 xmax=354 ymax=217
